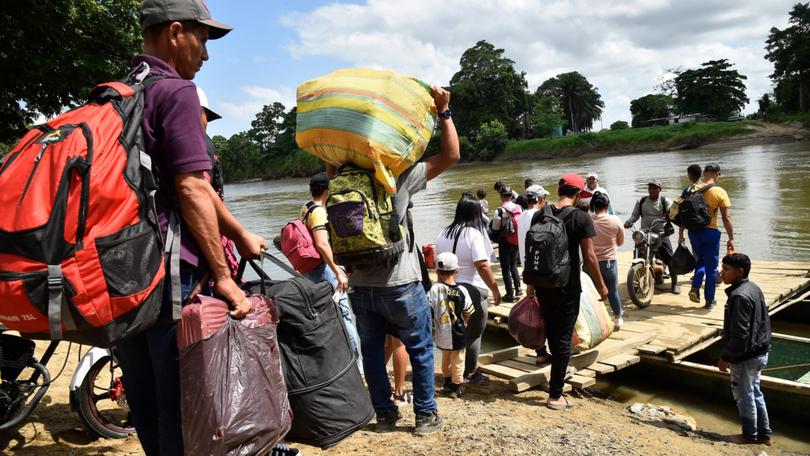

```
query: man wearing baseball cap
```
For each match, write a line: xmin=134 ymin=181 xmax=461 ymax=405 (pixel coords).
xmin=624 ymin=178 xmax=680 ymax=294
xmin=115 ymin=3 xmax=273 ymax=455
xmin=684 ymin=163 xmax=734 ymax=308
xmin=526 ymin=173 xmax=608 ymax=410
xmin=580 ymin=172 xmax=613 ymax=214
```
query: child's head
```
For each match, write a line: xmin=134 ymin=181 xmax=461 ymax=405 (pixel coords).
xmin=436 ymin=252 xmax=459 ymax=283
xmin=476 ymin=188 xmax=487 ymax=200
xmin=721 ymin=253 xmax=751 ymax=284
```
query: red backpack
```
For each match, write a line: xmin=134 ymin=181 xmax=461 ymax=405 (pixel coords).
xmin=279 ymin=203 xmax=322 ymax=273
xmin=0 ymin=78 xmax=165 ymax=347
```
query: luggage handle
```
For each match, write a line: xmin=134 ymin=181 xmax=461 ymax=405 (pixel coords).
xmin=237 ymin=250 xmax=305 ymax=296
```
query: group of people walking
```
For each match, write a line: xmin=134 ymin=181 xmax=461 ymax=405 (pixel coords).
xmin=82 ymin=1 xmax=772 ymax=453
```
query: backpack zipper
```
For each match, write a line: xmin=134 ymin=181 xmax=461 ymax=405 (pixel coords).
xmin=18 ymin=143 xmax=49 ymax=205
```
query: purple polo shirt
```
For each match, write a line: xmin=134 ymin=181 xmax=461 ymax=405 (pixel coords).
xmin=132 ymin=54 xmax=211 ymax=268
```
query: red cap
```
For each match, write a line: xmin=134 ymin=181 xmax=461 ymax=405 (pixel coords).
xmin=559 ymin=173 xmax=585 ymax=191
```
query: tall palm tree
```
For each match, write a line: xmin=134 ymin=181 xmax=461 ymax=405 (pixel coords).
xmin=537 ymin=72 xmax=604 ymax=133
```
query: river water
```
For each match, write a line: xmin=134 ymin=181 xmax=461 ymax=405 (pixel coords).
xmin=225 ymin=140 xmax=810 ymax=451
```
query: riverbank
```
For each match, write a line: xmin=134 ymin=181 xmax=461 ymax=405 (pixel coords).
xmin=5 ymin=340 xmax=801 ymax=456
xmin=497 ymin=120 xmax=807 ymax=161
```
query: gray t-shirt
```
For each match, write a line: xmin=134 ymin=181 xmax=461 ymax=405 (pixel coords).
xmin=625 ymin=196 xmax=672 ymax=230
xmin=348 ymin=163 xmax=427 ymax=288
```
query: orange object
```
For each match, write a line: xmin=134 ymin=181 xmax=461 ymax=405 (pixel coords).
xmin=422 ymin=243 xmax=437 ymax=269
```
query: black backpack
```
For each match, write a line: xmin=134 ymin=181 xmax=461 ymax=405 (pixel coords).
xmin=522 ymin=205 xmax=577 ymax=288
xmin=673 ymin=184 xmax=715 ymax=230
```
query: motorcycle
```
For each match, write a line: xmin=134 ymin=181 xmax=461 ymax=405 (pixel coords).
xmin=0 ymin=327 xmax=134 ymax=439
xmin=626 ymin=218 xmax=668 ymax=309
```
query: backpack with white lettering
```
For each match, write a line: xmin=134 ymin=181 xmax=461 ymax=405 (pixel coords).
xmin=279 ymin=202 xmax=322 ymax=273
xmin=0 ymin=73 xmax=166 ymax=347
xmin=523 ymin=206 xmax=577 ymax=288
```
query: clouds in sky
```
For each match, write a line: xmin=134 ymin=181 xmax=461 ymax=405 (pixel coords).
xmin=274 ymin=0 xmax=790 ymax=128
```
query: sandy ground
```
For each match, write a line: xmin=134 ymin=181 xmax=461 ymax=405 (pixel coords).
xmin=2 ymin=340 xmax=802 ymax=456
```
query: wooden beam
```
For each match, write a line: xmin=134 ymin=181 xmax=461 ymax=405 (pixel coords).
xmin=567 ymin=375 xmax=596 ymax=389
xmin=589 ymin=363 xmax=615 ymax=374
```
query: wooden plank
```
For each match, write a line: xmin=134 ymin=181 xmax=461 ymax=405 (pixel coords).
xmin=479 ymin=363 xmax=529 ymax=379
xmin=589 ymin=362 xmax=615 ymax=374
xmin=577 ymin=369 xmax=597 ymax=378
xmin=567 ymin=375 xmax=596 ymax=389
xmin=477 ymin=346 xmax=534 ymax=365
xmin=669 ymin=334 xmax=723 ymax=362
xmin=600 ymin=354 xmax=640 ymax=370
xmin=537 ymin=382 xmax=572 ymax=394
xmin=499 ymin=359 xmax=538 ymax=372
xmin=637 ymin=344 xmax=667 ymax=355
xmin=506 ymin=334 xmax=653 ymax=392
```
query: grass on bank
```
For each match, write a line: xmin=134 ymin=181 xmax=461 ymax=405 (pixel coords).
xmin=500 ymin=121 xmax=755 ymax=161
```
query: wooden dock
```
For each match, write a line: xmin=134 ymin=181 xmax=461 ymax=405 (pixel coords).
xmin=476 ymin=250 xmax=810 ymax=392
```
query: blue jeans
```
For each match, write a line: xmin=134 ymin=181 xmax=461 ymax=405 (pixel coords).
xmin=350 ymin=281 xmax=436 ymax=415
xmin=116 ymin=265 xmax=207 ymax=456
xmin=599 ymin=260 xmax=622 ymax=317
xmin=689 ymin=227 xmax=721 ymax=302
xmin=303 ymin=263 xmax=362 ymax=368
xmin=730 ymin=354 xmax=772 ymax=441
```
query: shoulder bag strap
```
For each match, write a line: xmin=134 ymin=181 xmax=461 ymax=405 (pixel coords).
xmin=452 ymin=229 xmax=463 ymax=254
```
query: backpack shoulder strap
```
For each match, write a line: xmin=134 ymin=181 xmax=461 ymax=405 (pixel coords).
xmin=558 ymin=205 xmax=578 ymax=220
xmin=697 ymin=183 xmax=715 ymax=193
xmin=640 ymin=196 xmax=648 ymax=206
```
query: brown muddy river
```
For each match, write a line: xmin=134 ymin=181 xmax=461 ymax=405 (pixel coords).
xmin=225 ymin=139 xmax=810 ymax=452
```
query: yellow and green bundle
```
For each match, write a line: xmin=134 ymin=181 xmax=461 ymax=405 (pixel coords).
xmin=296 ymin=68 xmax=436 ymax=193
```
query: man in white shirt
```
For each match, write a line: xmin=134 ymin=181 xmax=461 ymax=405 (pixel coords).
xmin=580 ymin=172 xmax=614 ymax=214
xmin=517 ymin=185 xmax=550 ymax=266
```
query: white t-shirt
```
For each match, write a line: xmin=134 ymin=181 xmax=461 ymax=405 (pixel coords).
xmin=435 ymin=226 xmax=493 ymax=290
xmin=517 ymin=207 xmax=539 ymax=265
xmin=428 ymin=282 xmax=474 ymax=350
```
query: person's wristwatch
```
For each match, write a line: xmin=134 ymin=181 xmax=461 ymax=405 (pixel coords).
xmin=438 ymin=109 xmax=452 ymax=119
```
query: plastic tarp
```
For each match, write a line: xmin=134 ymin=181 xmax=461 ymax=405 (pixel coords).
xmin=572 ymin=272 xmax=615 ymax=352
xmin=508 ymin=295 xmax=546 ymax=349
xmin=177 ymin=295 xmax=292 ymax=456
xmin=295 ymin=68 xmax=436 ymax=193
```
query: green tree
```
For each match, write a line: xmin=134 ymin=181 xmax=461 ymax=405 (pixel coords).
xmin=219 ymin=132 xmax=264 ymax=182
xmin=766 ymin=3 xmax=810 ymax=112
xmin=248 ymin=102 xmax=287 ymax=153
xmin=530 ymin=95 xmax=565 ymax=137
xmin=0 ymin=0 xmax=141 ymax=143
xmin=536 ymin=72 xmax=604 ymax=133
xmin=673 ymin=59 xmax=748 ymax=119
xmin=610 ymin=120 xmax=629 ymax=130
xmin=449 ymin=40 xmax=530 ymax=139
xmin=629 ymin=94 xmax=673 ymax=127
xmin=474 ymin=119 xmax=509 ymax=160
xmin=275 ymin=107 xmax=299 ymax=154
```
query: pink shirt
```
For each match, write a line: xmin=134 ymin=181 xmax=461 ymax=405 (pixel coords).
xmin=591 ymin=213 xmax=624 ymax=262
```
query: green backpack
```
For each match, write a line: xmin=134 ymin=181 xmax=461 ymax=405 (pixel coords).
xmin=326 ymin=165 xmax=405 ymax=269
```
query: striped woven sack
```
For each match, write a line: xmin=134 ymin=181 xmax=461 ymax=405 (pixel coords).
xmin=295 ymin=68 xmax=436 ymax=193
xmin=572 ymin=271 xmax=615 ymax=352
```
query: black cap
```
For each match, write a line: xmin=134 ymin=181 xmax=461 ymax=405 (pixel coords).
xmin=704 ymin=163 xmax=721 ymax=173
xmin=141 ymin=0 xmax=234 ymax=40
xmin=499 ymin=185 xmax=513 ymax=196
xmin=310 ymin=172 xmax=329 ymax=187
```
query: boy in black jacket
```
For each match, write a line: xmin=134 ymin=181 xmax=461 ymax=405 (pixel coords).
xmin=718 ymin=253 xmax=772 ymax=446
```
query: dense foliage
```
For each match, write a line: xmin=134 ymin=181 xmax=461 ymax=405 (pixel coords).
xmin=536 ymin=72 xmax=604 ymax=133
xmin=629 ymin=94 xmax=673 ymax=127
xmin=0 ymin=0 xmax=141 ymax=144
xmin=766 ymin=3 xmax=810 ymax=112
xmin=673 ymin=59 xmax=748 ymax=119
xmin=610 ymin=120 xmax=629 ymax=130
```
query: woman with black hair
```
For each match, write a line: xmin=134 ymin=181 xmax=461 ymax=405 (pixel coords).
xmin=435 ymin=195 xmax=502 ymax=384
xmin=590 ymin=191 xmax=625 ymax=327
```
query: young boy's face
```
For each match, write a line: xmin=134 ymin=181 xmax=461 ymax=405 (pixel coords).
xmin=720 ymin=263 xmax=743 ymax=285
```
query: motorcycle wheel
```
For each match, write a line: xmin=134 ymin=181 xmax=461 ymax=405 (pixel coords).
xmin=72 ymin=355 xmax=135 ymax=439
xmin=627 ymin=263 xmax=654 ymax=309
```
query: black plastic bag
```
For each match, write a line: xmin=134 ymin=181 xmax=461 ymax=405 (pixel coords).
xmin=670 ymin=244 xmax=697 ymax=275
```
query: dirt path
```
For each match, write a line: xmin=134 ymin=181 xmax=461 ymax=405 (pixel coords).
xmin=2 ymin=340 xmax=797 ymax=456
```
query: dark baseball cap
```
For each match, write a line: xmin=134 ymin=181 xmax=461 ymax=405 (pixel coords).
xmin=141 ymin=0 xmax=233 ymax=40
xmin=499 ymin=185 xmax=514 ymax=196
xmin=704 ymin=163 xmax=721 ymax=173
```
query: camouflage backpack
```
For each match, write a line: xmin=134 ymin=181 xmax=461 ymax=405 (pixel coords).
xmin=326 ymin=165 xmax=405 ymax=269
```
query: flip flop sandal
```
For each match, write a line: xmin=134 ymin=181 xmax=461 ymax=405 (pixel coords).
xmin=546 ymin=396 xmax=573 ymax=410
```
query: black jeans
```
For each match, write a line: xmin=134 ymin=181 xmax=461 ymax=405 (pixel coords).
xmin=498 ymin=241 xmax=521 ymax=296
xmin=538 ymin=289 xmax=580 ymax=399
xmin=656 ymin=236 xmax=679 ymax=290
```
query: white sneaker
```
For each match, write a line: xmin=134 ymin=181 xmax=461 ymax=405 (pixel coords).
xmin=615 ymin=317 xmax=624 ymax=329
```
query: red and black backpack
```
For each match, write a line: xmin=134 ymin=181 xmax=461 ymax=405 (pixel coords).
xmin=0 ymin=71 xmax=168 ymax=347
